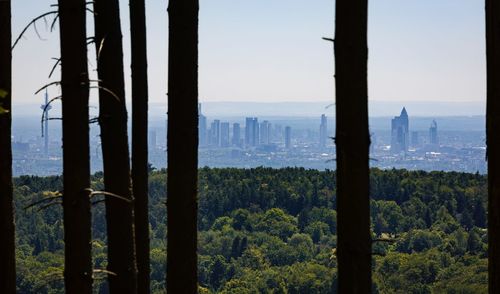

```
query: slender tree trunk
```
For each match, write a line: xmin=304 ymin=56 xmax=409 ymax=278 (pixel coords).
xmin=166 ymin=0 xmax=199 ymax=292
xmin=93 ymin=0 xmax=138 ymax=292
xmin=487 ymin=1 xmax=500 ymax=293
xmin=57 ymin=1 xmax=93 ymax=292
xmin=334 ymin=0 xmax=371 ymax=292
xmin=0 ymin=0 xmax=16 ymax=292
xmin=129 ymin=0 xmax=150 ymax=292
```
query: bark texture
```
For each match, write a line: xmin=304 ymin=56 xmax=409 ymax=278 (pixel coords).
xmin=58 ymin=1 xmax=93 ymax=292
xmin=334 ymin=0 xmax=372 ymax=292
xmin=487 ymin=1 xmax=500 ymax=293
xmin=0 ymin=0 xmax=16 ymax=292
xmin=93 ymin=0 xmax=138 ymax=292
xmin=129 ymin=0 xmax=150 ymax=292
xmin=166 ymin=0 xmax=199 ymax=293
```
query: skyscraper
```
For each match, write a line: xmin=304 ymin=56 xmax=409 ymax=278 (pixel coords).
xmin=245 ymin=117 xmax=259 ymax=147
xmin=391 ymin=107 xmax=409 ymax=153
xmin=260 ymin=120 xmax=271 ymax=145
xmin=319 ymin=114 xmax=327 ymax=148
xmin=220 ymin=122 xmax=230 ymax=147
xmin=210 ymin=119 xmax=220 ymax=146
xmin=232 ymin=123 xmax=241 ymax=147
xmin=284 ymin=126 xmax=292 ymax=149
xmin=429 ymin=120 xmax=438 ymax=146
xmin=198 ymin=103 xmax=207 ymax=146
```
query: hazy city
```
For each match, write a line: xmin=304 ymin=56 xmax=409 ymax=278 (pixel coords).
xmin=11 ymin=100 xmax=486 ymax=176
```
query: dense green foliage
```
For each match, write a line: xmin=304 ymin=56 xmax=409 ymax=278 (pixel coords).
xmin=13 ymin=168 xmax=488 ymax=293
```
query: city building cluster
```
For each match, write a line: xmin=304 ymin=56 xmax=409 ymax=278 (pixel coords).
xmin=198 ymin=104 xmax=325 ymax=150
xmin=390 ymin=107 xmax=440 ymax=153
xmin=10 ymin=104 xmax=486 ymax=176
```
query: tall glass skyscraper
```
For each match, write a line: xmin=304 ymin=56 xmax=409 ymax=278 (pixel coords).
xmin=391 ymin=107 xmax=409 ymax=153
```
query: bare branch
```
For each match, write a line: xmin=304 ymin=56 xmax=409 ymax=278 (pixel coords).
xmin=48 ymin=58 xmax=61 ymax=78
xmin=89 ymin=86 xmax=120 ymax=102
xmin=24 ymin=194 xmax=63 ymax=210
xmin=36 ymin=201 xmax=63 ymax=212
xmin=93 ymin=269 xmax=117 ymax=276
xmin=84 ymin=188 xmax=132 ymax=203
xmin=35 ymin=81 xmax=61 ymax=95
xmin=91 ymin=199 xmax=105 ymax=206
xmin=12 ymin=11 xmax=58 ymax=50
xmin=50 ymin=15 xmax=59 ymax=32
xmin=96 ymin=37 xmax=105 ymax=62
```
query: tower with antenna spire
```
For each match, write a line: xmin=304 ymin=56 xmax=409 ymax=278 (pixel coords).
xmin=40 ymin=89 xmax=52 ymax=156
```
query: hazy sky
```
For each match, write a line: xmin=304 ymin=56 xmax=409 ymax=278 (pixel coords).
xmin=11 ymin=0 xmax=485 ymax=111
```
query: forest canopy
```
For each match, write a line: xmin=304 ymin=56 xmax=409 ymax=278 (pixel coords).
xmin=13 ymin=167 xmax=487 ymax=293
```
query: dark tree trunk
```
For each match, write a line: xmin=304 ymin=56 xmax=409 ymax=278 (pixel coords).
xmin=487 ymin=1 xmax=500 ymax=293
xmin=93 ymin=0 xmax=138 ymax=292
xmin=166 ymin=0 xmax=199 ymax=293
xmin=0 ymin=0 xmax=16 ymax=292
xmin=58 ymin=1 xmax=93 ymax=292
xmin=129 ymin=0 xmax=150 ymax=292
xmin=334 ymin=0 xmax=371 ymax=292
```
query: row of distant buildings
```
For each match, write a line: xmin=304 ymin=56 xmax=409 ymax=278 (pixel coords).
xmin=391 ymin=107 xmax=439 ymax=153
xmin=198 ymin=104 xmax=329 ymax=150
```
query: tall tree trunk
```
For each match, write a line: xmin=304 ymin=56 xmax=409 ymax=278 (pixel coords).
xmin=93 ymin=0 xmax=138 ymax=292
xmin=334 ymin=0 xmax=371 ymax=292
xmin=58 ymin=1 xmax=93 ymax=292
xmin=487 ymin=1 xmax=500 ymax=293
xmin=129 ymin=0 xmax=150 ymax=292
xmin=0 ymin=0 xmax=16 ymax=292
xmin=166 ymin=0 xmax=199 ymax=293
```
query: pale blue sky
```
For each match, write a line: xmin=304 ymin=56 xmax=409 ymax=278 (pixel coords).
xmin=11 ymin=0 xmax=485 ymax=111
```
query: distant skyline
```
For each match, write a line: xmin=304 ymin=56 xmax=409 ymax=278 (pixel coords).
xmin=12 ymin=0 xmax=485 ymax=108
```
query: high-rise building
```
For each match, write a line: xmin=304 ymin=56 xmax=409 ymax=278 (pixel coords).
xmin=319 ymin=114 xmax=327 ymax=148
xmin=273 ymin=124 xmax=283 ymax=141
xmin=411 ymin=131 xmax=419 ymax=147
xmin=232 ymin=123 xmax=241 ymax=146
xmin=245 ymin=117 xmax=259 ymax=147
xmin=370 ymin=132 xmax=376 ymax=154
xmin=260 ymin=120 xmax=271 ymax=145
xmin=199 ymin=103 xmax=207 ymax=146
xmin=285 ymin=126 xmax=292 ymax=149
xmin=210 ymin=119 xmax=220 ymax=146
xmin=220 ymin=122 xmax=230 ymax=147
xmin=429 ymin=120 xmax=438 ymax=145
xmin=391 ymin=107 xmax=409 ymax=153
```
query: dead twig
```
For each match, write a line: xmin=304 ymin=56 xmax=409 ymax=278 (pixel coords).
xmin=12 ymin=11 xmax=58 ymax=50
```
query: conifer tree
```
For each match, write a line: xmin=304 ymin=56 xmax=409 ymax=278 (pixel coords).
xmin=334 ymin=0 xmax=371 ymax=292
xmin=57 ymin=1 xmax=93 ymax=292
xmin=93 ymin=0 xmax=138 ymax=291
xmin=486 ymin=0 xmax=500 ymax=292
xmin=0 ymin=0 xmax=16 ymax=292
xmin=129 ymin=0 xmax=150 ymax=292
xmin=166 ymin=0 xmax=199 ymax=292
